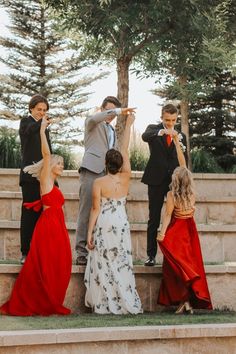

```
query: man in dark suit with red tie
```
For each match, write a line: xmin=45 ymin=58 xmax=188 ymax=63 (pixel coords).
xmin=141 ymin=103 xmax=187 ymax=266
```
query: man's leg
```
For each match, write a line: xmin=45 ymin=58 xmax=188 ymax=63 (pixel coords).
xmin=145 ymin=181 xmax=169 ymax=265
xmin=20 ymin=183 xmax=41 ymax=262
xmin=75 ymin=169 xmax=104 ymax=265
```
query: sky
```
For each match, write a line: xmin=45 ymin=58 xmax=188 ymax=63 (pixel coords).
xmin=0 ymin=7 xmax=164 ymax=135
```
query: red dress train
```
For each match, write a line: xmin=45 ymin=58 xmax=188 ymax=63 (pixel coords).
xmin=158 ymin=214 xmax=212 ymax=309
xmin=0 ymin=186 xmax=72 ymax=316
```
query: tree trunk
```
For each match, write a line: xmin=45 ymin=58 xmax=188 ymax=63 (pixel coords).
xmin=115 ymin=55 xmax=131 ymax=147
xmin=179 ymin=75 xmax=192 ymax=170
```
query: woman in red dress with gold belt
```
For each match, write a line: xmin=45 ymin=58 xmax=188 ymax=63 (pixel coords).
xmin=0 ymin=117 xmax=72 ymax=316
xmin=157 ymin=167 xmax=212 ymax=313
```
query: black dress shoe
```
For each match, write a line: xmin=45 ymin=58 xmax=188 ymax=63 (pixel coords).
xmin=144 ymin=257 xmax=156 ymax=266
xmin=20 ymin=255 xmax=26 ymax=265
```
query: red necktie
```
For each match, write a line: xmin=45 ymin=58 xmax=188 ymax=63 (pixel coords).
xmin=166 ymin=134 xmax=172 ymax=146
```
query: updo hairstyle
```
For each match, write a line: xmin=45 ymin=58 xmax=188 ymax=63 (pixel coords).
xmin=105 ymin=149 xmax=123 ymax=175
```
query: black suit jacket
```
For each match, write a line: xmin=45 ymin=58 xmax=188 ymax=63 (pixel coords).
xmin=19 ymin=115 xmax=52 ymax=186
xmin=141 ymin=123 xmax=187 ymax=186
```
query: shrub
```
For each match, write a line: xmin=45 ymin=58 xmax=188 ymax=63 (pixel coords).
xmin=130 ymin=147 xmax=149 ymax=171
xmin=229 ymin=165 xmax=236 ymax=173
xmin=52 ymin=145 xmax=77 ymax=170
xmin=0 ymin=127 xmax=21 ymax=168
xmin=191 ymin=149 xmax=224 ymax=173
xmin=216 ymin=154 xmax=236 ymax=172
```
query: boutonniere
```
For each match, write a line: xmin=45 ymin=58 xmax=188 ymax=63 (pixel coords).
xmin=178 ymin=133 xmax=186 ymax=152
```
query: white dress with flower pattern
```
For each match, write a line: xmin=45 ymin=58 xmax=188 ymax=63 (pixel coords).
xmin=84 ymin=197 xmax=143 ymax=314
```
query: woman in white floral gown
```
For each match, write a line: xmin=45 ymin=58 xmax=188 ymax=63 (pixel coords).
xmin=84 ymin=113 xmax=143 ymax=314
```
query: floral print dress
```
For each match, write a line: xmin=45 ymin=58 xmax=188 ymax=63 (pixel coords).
xmin=84 ymin=197 xmax=143 ymax=314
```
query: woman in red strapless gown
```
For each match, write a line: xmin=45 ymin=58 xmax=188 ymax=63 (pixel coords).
xmin=0 ymin=117 xmax=72 ymax=316
xmin=157 ymin=167 xmax=212 ymax=313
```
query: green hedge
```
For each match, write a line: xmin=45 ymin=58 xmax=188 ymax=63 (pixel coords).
xmin=0 ymin=126 xmax=77 ymax=169
xmin=0 ymin=127 xmax=21 ymax=168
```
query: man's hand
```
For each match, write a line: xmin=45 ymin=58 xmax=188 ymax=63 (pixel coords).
xmin=159 ymin=128 xmax=176 ymax=136
xmin=121 ymin=107 xmax=136 ymax=115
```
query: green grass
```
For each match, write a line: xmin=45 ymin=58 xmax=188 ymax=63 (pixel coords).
xmin=0 ymin=311 xmax=236 ymax=331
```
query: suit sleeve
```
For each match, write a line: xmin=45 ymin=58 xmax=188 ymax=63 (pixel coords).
xmin=86 ymin=108 xmax=121 ymax=131
xmin=19 ymin=117 xmax=42 ymax=137
xmin=142 ymin=125 xmax=160 ymax=142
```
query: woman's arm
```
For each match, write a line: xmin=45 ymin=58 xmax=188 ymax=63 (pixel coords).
xmin=120 ymin=113 xmax=135 ymax=175
xmin=87 ymin=180 xmax=101 ymax=250
xmin=157 ymin=192 xmax=175 ymax=241
xmin=39 ymin=117 xmax=52 ymax=192
xmin=172 ymin=131 xmax=186 ymax=167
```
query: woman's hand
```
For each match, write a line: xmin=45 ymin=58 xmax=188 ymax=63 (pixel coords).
xmin=40 ymin=116 xmax=50 ymax=131
xmin=156 ymin=232 xmax=165 ymax=242
xmin=121 ymin=107 xmax=136 ymax=115
xmin=126 ymin=113 xmax=135 ymax=126
xmin=87 ymin=233 xmax=95 ymax=250
xmin=172 ymin=130 xmax=180 ymax=145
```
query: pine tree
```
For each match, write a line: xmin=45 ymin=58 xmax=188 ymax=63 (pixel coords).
xmin=0 ymin=0 xmax=106 ymax=144
xmin=189 ymin=71 xmax=236 ymax=172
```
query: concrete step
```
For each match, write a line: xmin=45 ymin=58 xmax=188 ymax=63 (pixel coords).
xmin=0 ymin=263 xmax=236 ymax=312
xmin=0 ymin=191 xmax=235 ymax=225
xmin=0 ymin=220 xmax=235 ymax=264
xmin=0 ymin=324 xmax=236 ymax=354
xmin=1 ymin=169 xmax=236 ymax=197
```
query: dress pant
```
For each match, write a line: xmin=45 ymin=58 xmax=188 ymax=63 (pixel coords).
xmin=20 ymin=182 xmax=41 ymax=256
xmin=147 ymin=179 xmax=170 ymax=258
xmin=75 ymin=168 xmax=105 ymax=258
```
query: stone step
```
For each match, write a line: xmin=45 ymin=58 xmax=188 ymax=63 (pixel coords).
xmin=0 ymin=191 xmax=235 ymax=225
xmin=1 ymin=169 xmax=236 ymax=197
xmin=0 ymin=263 xmax=236 ymax=312
xmin=0 ymin=324 xmax=236 ymax=354
xmin=0 ymin=220 xmax=235 ymax=264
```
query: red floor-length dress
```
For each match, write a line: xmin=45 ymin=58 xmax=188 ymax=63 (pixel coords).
xmin=158 ymin=209 xmax=212 ymax=309
xmin=0 ymin=186 xmax=72 ymax=316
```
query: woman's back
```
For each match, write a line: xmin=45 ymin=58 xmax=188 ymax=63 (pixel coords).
xmin=172 ymin=192 xmax=195 ymax=219
xmin=97 ymin=172 xmax=130 ymax=200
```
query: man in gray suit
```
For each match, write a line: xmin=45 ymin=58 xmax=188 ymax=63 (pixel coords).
xmin=75 ymin=96 xmax=135 ymax=265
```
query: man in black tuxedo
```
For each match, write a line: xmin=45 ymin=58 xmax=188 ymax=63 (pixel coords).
xmin=19 ymin=94 xmax=52 ymax=264
xmin=141 ymin=103 xmax=187 ymax=266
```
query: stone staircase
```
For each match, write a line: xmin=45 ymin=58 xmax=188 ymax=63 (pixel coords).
xmin=0 ymin=169 xmax=236 ymax=312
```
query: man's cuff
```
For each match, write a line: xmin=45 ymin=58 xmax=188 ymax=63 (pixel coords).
xmin=106 ymin=108 xmax=122 ymax=116
xmin=115 ymin=108 xmax=122 ymax=115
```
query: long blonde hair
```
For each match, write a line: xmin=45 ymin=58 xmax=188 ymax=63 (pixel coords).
xmin=23 ymin=155 xmax=63 ymax=180
xmin=170 ymin=166 xmax=195 ymax=209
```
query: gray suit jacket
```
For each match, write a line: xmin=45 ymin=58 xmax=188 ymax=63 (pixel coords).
xmin=80 ymin=109 xmax=119 ymax=174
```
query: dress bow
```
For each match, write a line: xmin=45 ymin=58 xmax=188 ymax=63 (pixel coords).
xmin=23 ymin=199 xmax=43 ymax=212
